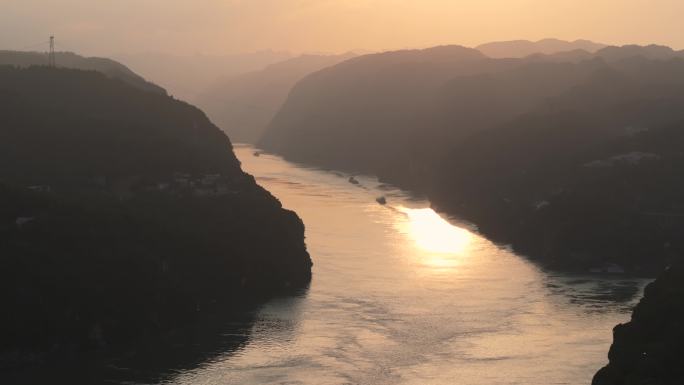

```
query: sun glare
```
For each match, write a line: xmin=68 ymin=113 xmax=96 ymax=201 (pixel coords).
xmin=398 ymin=207 xmax=472 ymax=256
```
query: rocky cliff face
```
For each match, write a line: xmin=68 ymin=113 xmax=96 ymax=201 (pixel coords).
xmin=593 ymin=264 xmax=684 ymax=385
xmin=0 ymin=66 xmax=311 ymax=361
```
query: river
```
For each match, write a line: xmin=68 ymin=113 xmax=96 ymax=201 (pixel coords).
xmin=8 ymin=144 xmax=647 ymax=385
xmin=154 ymin=144 xmax=646 ymax=385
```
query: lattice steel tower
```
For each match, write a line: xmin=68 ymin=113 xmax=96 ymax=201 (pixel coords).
xmin=48 ymin=36 xmax=56 ymax=67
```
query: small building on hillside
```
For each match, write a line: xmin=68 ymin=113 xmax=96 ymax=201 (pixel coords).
xmin=201 ymin=174 xmax=221 ymax=186
xmin=27 ymin=185 xmax=51 ymax=193
xmin=15 ymin=217 xmax=35 ymax=228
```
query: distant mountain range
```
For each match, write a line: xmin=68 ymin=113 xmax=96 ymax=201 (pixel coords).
xmin=114 ymin=51 xmax=293 ymax=101
xmin=196 ymin=53 xmax=356 ymax=143
xmin=476 ymin=38 xmax=607 ymax=58
xmin=196 ymin=40 xmax=635 ymax=145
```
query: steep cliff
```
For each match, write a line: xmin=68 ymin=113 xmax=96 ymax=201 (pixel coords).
xmin=0 ymin=66 xmax=311 ymax=360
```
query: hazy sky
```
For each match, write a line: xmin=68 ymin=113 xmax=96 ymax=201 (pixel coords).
xmin=2 ymin=0 xmax=683 ymax=56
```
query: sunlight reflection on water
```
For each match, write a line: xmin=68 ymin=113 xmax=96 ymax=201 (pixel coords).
xmin=157 ymin=145 xmax=651 ymax=385
xmin=396 ymin=206 xmax=472 ymax=269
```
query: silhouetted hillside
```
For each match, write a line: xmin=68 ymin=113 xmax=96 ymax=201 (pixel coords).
xmin=476 ymin=38 xmax=606 ymax=58
xmin=593 ymin=263 xmax=684 ymax=385
xmin=0 ymin=50 xmax=166 ymax=94
xmin=432 ymin=58 xmax=684 ymax=273
xmin=197 ymin=53 xmax=355 ymax=143
xmin=0 ymin=66 xmax=231 ymax=184
xmin=0 ymin=66 xmax=311 ymax=362
xmin=259 ymin=45 xmax=511 ymax=172
xmin=260 ymin=45 xmax=684 ymax=273
xmin=260 ymin=46 xmax=603 ymax=183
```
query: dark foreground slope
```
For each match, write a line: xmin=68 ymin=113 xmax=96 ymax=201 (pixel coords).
xmin=197 ymin=53 xmax=355 ymax=143
xmin=0 ymin=66 xmax=311 ymax=362
xmin=593 ymin=264 xmax=684 ymax=385
xmin=260 ymin=45 xmax=684 ymax=273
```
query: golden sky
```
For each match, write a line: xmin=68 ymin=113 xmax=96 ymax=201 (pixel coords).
xmin=2 ymin=0 xmax=683 ymax=55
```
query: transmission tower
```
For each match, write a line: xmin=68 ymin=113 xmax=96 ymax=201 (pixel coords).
xmin=48 ymin=36 xmax=56 ymax=67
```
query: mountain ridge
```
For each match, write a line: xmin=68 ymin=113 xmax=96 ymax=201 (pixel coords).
xmin=0 ymin=50 xmax=166 ymax=95
xmin=476 ymin=38 xmax=607 ymax=58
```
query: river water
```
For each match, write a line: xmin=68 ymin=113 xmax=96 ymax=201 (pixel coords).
xmin=150 ymin=144 xmax=646 ymax=385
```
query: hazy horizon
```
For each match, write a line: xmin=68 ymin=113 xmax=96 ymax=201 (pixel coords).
xmin=3 ymin=0 xmax=684 ymax=57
